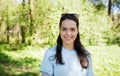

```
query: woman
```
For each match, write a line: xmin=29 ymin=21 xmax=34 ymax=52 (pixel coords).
xmin=40 ymin=13 xmax=94 ymax=76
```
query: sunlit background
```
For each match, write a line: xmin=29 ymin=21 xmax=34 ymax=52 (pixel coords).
xmin=0 ymin=0 xmax=120 ymax=76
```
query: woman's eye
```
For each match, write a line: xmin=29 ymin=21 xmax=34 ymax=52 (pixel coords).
xmin=71 ymin=28 xmax=75 ymax=31
xmin=62 ymin=28 xmax=66 ymax=31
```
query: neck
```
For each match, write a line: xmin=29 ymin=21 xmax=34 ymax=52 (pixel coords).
xmin=63 ymin=43 xmax=74 ymax=51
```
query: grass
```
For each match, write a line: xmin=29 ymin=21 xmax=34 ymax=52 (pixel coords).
xmin=0 ymin=44 xmax=46 ymax=76
xmin=86 ymin=45 xmax=120 ymax=76
xmin=0 ymin=44 xmax=120 ymax=76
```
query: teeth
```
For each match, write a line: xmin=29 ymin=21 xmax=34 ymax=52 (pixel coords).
xmin=65 ymin=38 xmax=71 ymax=40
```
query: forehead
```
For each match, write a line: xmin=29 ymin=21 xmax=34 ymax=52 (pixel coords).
xmin=61 ymin=19 xmax=77 ymax=28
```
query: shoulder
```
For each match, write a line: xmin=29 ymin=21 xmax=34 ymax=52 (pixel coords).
xmin=85 ymin=50 xmax=91 ymax=56
xmin=45 ymin=46 xmax=57 ymax=56
xmin=85 ymin=50 xmax=93 ymax=67
xmin=47 ymin=46 xmax=56 ymax=53
xmin=49 ymin=46 xmax=57 ymax=51
xmin=84 ymin=50 xmax=92 ymax=61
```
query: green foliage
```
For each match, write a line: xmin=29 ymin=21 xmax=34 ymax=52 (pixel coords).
xmin=0 ymin=44 xmax=41 ymax=76
xmin=103 ymin=27 xmax=120 ymax=46
xmin=33 ymin=0 xmax=119 ymax=46
xmin=87 ymin=45 xmax=120 ymax=76
xmin=0 ymin=52 xmax=11 ymax=63
xmin=79 ymin=5 xmax=113 ymax=45
xmin=0 ymin=0 xmax=119 ymax=46
xmin=0 ymin=63 xmax=8 ymax=76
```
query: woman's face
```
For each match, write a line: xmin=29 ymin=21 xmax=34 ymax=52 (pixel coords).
xmin=60 ymin=19 xmax=78 ymax=45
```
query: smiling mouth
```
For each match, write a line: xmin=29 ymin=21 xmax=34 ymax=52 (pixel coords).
xmin=65 ymin=37 xmax=72 ymax=40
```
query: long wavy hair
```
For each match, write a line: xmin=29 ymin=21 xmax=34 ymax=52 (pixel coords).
xmin=55 ymin=13 xmax=89 ymax=68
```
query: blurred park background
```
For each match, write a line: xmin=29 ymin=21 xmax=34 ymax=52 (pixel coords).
xmin=0 ymin=0 xmax=120 ymax=76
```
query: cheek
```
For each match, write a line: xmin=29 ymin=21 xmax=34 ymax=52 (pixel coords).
xmin=73 ymin=31 xmax=78 ymax=36
xmin=59 ymin=31 xmax=64 ymax=39
xmin=73 ymin=34 xmax=77 ymax=38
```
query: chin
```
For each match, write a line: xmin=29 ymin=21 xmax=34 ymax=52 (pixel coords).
xmin=64 ymin=41 xmax=74 ymax=45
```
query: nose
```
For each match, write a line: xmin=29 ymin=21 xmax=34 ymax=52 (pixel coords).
xmin=66 ymin=30 xmax=71 ymax=35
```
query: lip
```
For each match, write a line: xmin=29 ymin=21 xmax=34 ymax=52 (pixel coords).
xmin=64 ymin=37 xmax=72 ymax=40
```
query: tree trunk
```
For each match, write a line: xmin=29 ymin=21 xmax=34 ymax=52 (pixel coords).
xmin=0 ymin=15 xmax=4 ymax=26
xmin=21 ymin=26 xmax=25 ymax=43
xmin=108 ymin=0 xmax=112 ymax=15
xmin=20 ymin=0 xmax=26 ymax=44
xmin=6 ymin=1 xmax=9 ymax=44
xmin=6 ymin=26 xmax=10 ymax=44
xmin=28 ymin=0 xmax=34 ymax=36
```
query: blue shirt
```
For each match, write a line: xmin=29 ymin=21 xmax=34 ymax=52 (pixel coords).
xmin=40 ymin=46 xmax=94 ymax=76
